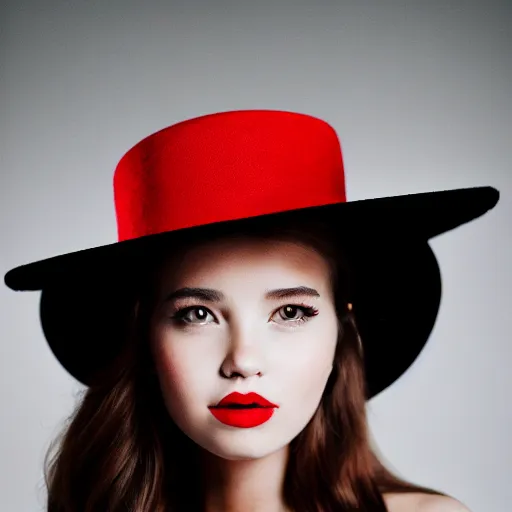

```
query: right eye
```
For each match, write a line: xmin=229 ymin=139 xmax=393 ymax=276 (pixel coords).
xmin=171 ymin=306 xmax=216 ymax=325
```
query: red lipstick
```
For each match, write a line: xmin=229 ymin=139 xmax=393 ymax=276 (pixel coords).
xmin=209 ymin=392 xmax=279 ymax=428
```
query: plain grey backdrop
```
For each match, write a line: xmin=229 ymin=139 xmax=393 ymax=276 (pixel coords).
xmin=1 ymin=1 xmax=510 ymax=510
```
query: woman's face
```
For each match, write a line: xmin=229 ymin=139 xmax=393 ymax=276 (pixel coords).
xmin=149 ymin=236 xmax=339 ymax=461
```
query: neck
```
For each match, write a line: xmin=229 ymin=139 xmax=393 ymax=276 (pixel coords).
xmin=200 ymin=446 xmax=291 ymax=512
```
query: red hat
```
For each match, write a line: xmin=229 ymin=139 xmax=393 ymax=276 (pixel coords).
xmin=4 ymin=110 xmax=499 ymax=396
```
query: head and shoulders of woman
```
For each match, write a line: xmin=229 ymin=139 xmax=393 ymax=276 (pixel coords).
xmin=44 ymin=220 xmax=471 ymax=511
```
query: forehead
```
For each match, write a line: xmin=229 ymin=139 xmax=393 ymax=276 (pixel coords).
xmin=155 ymin=237 xmax=332 ymax=290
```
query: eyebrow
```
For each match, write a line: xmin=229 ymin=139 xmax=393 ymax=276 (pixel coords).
xmin=164 ymin=286 xmax=320 ymax=303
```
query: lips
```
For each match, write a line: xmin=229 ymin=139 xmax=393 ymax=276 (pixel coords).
xmin=214 ymin=392 xmax=278 ymax=408
xmin=209 ymin=392 xmax=279 ymax=428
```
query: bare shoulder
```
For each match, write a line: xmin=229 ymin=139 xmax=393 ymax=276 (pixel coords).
xmin=417 ymin=494 xmax=471 ymax=511
xmin=384 ymin=492 xmax=471 ymax=512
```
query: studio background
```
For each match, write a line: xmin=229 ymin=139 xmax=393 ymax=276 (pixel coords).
xmin=1 ymin=1 xmax=510 ymax=510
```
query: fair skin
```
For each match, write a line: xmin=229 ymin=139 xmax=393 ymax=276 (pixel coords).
xmin=384 ymin=493 xmax=472 ymax=511
xmin=148 ymin=237 xmax=471 ymax=512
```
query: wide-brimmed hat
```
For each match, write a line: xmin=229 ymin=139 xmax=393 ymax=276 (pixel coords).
xmin=4 ymin=110 xmax=499 ymax=397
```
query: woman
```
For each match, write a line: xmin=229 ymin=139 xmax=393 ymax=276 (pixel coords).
xmin=5 ymin=110 xmax=499 ymax=511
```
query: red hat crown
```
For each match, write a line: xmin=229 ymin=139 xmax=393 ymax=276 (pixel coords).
xmin=114 ymin=110 xmax=347 ymax=242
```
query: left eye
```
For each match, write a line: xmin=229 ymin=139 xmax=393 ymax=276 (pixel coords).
xmin=277 ymin=305 xmax=304 ymax=320
xmin=272 ymin=305 xmax=318 ymax=324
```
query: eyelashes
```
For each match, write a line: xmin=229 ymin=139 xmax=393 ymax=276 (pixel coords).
xmin=169 ymin=303 xmax=319 ymax=327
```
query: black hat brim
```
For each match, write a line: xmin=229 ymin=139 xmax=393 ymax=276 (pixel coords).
xmin=4 ymin=186 xmax=500 ymax=397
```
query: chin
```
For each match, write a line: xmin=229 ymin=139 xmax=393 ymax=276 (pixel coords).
xmin=197 ymin=430 xmax=288 ymax=461
xmin=205 ymin=444 xmax=282 ymax=461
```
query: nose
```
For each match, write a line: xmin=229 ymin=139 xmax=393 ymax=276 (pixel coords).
xmin=219 ymin=326 xmax=264 ymax=379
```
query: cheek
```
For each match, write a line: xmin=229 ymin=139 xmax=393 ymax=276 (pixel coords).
xmin=153 ymin=345 xmax=188 ymax=397
xmin=283 ymin=344 xmax=334 ymax=391
xmin=150 ymin=329 xmax=223 ymax=411
xmin=276 ymin=324 xmax=338 ymax=399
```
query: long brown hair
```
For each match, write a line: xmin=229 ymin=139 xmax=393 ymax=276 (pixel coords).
xmin=44 ymin=218 xmax=444 ymax=511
